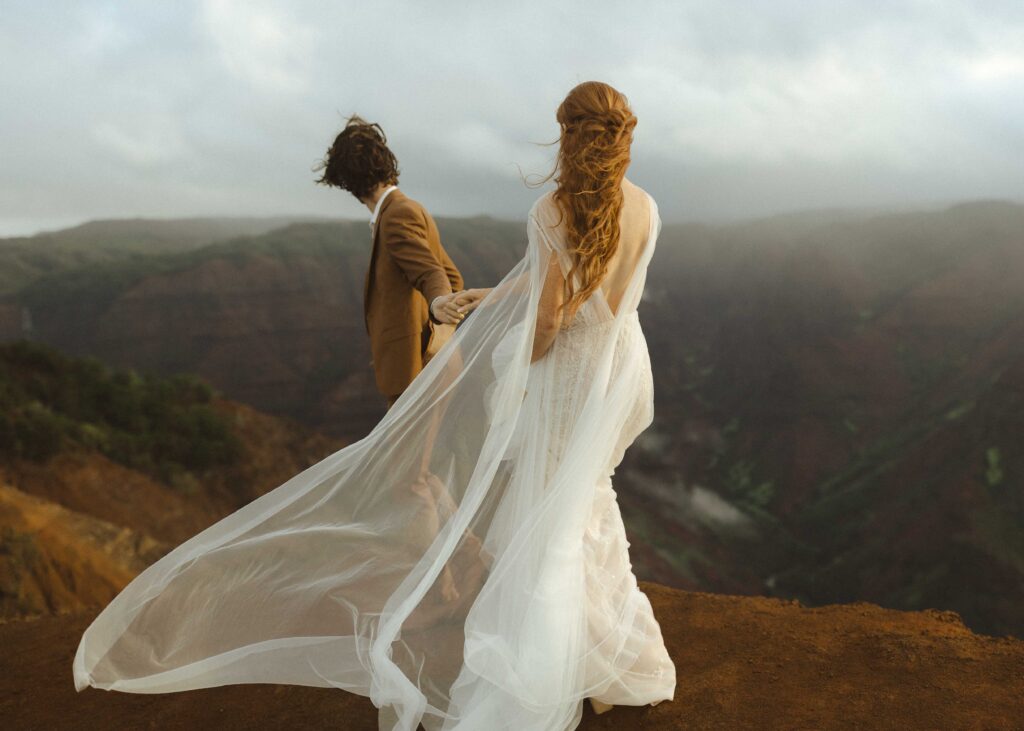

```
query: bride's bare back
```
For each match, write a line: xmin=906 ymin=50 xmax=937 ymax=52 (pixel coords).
xmin=596 ymin=177 xmax=652 ymax=316
xmin=551 ymin=177 xmax=652 ymax=319
xmin=531 ymin=178 xmax=653 ymax=360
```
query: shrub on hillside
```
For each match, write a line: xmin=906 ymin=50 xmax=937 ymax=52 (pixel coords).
xmin=0 ymin=340 xmax=241 ymax=484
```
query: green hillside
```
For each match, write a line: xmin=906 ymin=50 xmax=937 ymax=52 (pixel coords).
xmin=11 ymin=216 xmax=523 ymax=316
xmin=0 ymin=216 xmax=336 ymax=296
xmin=0 ymin=340 xmax=240 ymax=488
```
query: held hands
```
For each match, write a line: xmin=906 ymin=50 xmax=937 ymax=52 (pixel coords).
xmin=453 ymin=288 xmax=491 ymax=314
xmin=431 ymin=288 xmax=492 ymax=325
xmin=430 ymin=292 xmax=466 ymax=324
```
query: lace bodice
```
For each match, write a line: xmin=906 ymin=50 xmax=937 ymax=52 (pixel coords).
xmin=521 ymin=197 xmax=654 ymax=476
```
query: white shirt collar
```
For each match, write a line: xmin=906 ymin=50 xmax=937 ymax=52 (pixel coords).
xmin=369 ymin=185 xmax=398 ymax=231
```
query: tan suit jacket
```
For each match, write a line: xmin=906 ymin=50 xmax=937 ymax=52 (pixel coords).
xmin=365 ymin=189 xmax=463 ymax=396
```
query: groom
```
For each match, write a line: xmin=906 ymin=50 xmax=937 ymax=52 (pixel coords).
xmin=316 ymin=115 xmax=470 ymax=408
xmin=316 ymin=115 xmax=489 ymax=612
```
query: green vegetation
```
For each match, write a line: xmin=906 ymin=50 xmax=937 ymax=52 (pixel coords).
xmin=679 ymin=345 xmax=717 ymax=393
xmin=0 ymin=340 xmax=241 ymax=487
xmin=944 ymin=399 xmax=976 ymax=421
xmin=14 ymin=221 xmax=370 ymax=316
xmin=721 ymin=416 xmax=741 ymax=437
xmin=702 ymin=416 xmax=776 ymax=509
xmin=897 ymin=344 xmax=953 ymax=396
xmin=619 ymin=500 xmax=704 ymax=583
xmin=970 ymin=502 xmax=1024 ymax=574
xmin=0 ymin=216 xmax=317 ymax=296
xmin=723 ymin=459 xmax=776 ymax=508
xmin=901 ymin=562 xmax=950 ymax=609
xmin=985 ymin=447 xmax=1004 ymax=487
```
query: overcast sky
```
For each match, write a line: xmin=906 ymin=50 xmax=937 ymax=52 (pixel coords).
xmin=2 ymin=0 xmax=1022 ymax=235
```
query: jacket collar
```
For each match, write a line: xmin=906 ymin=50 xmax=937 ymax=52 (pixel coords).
xmin=369 ymin=185 xmax=398 ymax=231
xmin=370 ymin=187 xmax=405 ymax=238
xmin=364 ymin=188 xmax=408 ymax=328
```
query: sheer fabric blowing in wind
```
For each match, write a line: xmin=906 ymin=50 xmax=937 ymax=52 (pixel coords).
xmin=73 ymin=189 xmax=676 ymax=731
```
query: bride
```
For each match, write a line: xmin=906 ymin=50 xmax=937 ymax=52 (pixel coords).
xmin=73 ymin=80 xmax=677 ymax=731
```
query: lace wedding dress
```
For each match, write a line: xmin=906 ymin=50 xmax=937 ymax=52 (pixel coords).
xmin=74 ymin=183 xmax=676 ymax=730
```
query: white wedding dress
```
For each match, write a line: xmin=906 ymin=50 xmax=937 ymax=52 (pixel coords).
xmin=74 ymin=182 xmax=676 ymax=730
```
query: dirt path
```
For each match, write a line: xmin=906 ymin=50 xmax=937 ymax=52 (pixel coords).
xmin=3 ymin=582 xmax=1021 ymax=730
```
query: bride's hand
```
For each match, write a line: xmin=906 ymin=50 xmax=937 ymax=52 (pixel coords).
xmin=453 ymin=288 xmax=492 ymax=314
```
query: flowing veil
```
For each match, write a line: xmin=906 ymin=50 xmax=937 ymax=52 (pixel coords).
xmin=74 ymin=189 xmax=663 ymax=731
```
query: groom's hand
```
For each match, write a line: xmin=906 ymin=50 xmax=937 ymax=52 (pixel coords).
xmin=430 ymin=292 xmax=466 ymax=325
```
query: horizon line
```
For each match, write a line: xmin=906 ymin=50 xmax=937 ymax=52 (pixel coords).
xmin=3 ymin=195 xmax=1023 ymax=240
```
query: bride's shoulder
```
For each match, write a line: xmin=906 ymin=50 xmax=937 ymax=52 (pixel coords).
xmin=528 ymin=190 xmax=558 ymax=219
xmin=622 ymin=177 xmax=655 ymax=206
xmin=622 ymin=178 xmax=660 ymax=228
xmin=526 ymin=192 xmax=567 ymax=256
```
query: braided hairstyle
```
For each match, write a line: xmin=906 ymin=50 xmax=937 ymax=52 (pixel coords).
xmin=315 ymin=115 xmax=400 ymax=201
xmin=538 ymin=81 xmax=638 ymax=318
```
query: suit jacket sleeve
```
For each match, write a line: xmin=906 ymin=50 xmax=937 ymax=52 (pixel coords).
xmin=440 ymin=248 xmax=463 ymax=291
xmin=381 ymin=203 xmax=453 ymax=306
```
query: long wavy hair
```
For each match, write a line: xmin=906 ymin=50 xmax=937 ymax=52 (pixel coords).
xmin=534 ymin=81 xmax=637 ymax=318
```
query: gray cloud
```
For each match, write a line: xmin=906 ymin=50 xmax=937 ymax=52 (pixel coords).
xmin=1 ymin=0 xmax=1023 ymax=235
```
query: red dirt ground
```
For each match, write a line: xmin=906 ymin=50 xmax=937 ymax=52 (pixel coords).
xmin=2 ymin=582 xmax=1022 ymax=730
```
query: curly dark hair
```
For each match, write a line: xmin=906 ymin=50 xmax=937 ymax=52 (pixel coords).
xmin=314 ymin=115 xmax=400 ymax=200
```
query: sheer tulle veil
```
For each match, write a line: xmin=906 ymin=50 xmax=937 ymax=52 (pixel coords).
xmin=73 ymin=188 xmax=664 ymax=731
